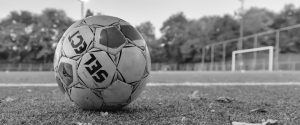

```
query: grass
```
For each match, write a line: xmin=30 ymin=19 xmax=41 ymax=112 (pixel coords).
xmin=1 ymin=85 xmax=300 ymax=124
xmin=1 ymin=71 xmax=300 ymax=124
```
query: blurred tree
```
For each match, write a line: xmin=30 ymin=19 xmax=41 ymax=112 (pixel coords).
xmin=243 ymin=7 xmax=275 ymax=35
xmin=34 ymin=8 xmax=73 ymax=63
xmin=136 ymin=21 xmax=156 ymax=43
xmin=0 ymin=11 xmax=35 ymax=62
xmin=179 ymin=17 xmax=218 ymax=62
xmin=180 ymin=15 xmax=239 ymax=62
xmin=180 ymin=38 xmax=200 ymax=62
xmin=0 ymin=8 xmax=73 ymax=63
xmin=210 ymin=15 xmax=240 ymax=42
xmin=160 ymin=12 xmax=188 ymax=63
xmin=271 ymin=4 xmax=300 ymax=53
xmin=272 ymin=4 xmax=297 ymax=29
xmin=136 ymin=21 xmax=164 ymax=62
xmin=210 ymin=15 xmax=240 ymax=61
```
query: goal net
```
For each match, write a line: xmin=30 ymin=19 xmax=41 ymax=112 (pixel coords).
xmin=231 ymin=46 xmax=274 ymax=71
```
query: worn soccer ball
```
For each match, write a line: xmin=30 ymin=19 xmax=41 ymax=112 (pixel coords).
xmin=53 ymin=15 xmax=151 ymax=110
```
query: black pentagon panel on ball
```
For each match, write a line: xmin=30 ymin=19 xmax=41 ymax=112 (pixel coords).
xmin=100 ymin=26 xmax=126 ymax=49
xmin=120 ymin=25 xmax=143 ymax=41
xmin=58 ymin=62 xmax=73 ymax=86
xmin=55 ymin=76 xmax=66 ymax=94
xmin=130 ymin=77 xmax=149 ymax=102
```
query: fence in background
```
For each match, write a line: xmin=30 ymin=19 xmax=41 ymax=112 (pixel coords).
xmin=200 ymin=24 xmax=300 ymax=71
xmin=1 ymin=61 xmax=300 ymax=71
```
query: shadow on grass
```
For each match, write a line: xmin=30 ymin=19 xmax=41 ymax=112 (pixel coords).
xmin=75 ymin=104 xmax=155 ymax=114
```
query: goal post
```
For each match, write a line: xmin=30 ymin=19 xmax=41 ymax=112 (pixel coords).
xmin=232 ymin=46 xmax=274 ymax=72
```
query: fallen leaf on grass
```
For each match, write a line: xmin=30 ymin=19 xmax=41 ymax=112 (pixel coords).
xmin=232 ymin=121 xmax=261 ymax=125
xmin=30 ymin=97 xmax=39 ymax=102
xmin=232 ymin=119 xmax=280 ymax=125
xmin=181 ymin=117 xmax=187 ymax=123
xmin=216 ymin=96 xmax=233 ymax=103
xmin=190 ymin=103 xmax=195 ymax=110
xmin=261 ymin=119 xmax=280 ymax=125
xmin=101 ymin=112 xmax=108 ymax=117
xmin=4 ymin=97 xmax=16 ymax=102
xmin=250 ymin=108 xmax=268 ymax=113
xmin=26 ymin=89 xmax=32 ymax=92
xmin=76 ymin=122 xmax=92 ymax=125
xmin=208 ymin=102 xmax=214 ymax=108
xmin=181 ymin=117 xmax=192 ymax=124
xmin=188 ymin=90 xmax=199 ymax=100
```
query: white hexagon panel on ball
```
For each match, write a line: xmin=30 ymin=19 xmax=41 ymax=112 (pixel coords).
xmin=78 ymin=51 xmax=116 ymax=89
xmin=101 ymin=80 xmax=133 ymax=107
xmin=57 ymin=57 xmax=79 ymax=88
xmin=62 ymin=25 xmax=94 ymax=59
xmin=118 ymin=47 xmax=146 ymax=83
xmin=70 ymin=85 xmax=104 ymax=110
xmin=94 ymin=26 xmax=127 ymax=55
xmin=84 ymin=15 xmax=130 ymax=26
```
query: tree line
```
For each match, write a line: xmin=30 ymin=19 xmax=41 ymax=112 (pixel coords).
xmin=1 ymin=4 xmax=300 ymax=64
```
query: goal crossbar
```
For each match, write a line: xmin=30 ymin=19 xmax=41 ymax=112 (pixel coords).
xmin=232 ymin=46 xmax=274 ymax=72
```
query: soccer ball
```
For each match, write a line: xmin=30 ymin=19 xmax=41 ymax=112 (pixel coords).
xmin=53 ymin=15 xmax=151 ymax=110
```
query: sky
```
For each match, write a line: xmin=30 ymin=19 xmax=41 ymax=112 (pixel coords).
xmin=1 ymin=0 xmax=300 ymax=37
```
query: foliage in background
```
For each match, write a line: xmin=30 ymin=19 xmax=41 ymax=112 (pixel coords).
xmin=0 ymin=9 xmax=73 ymax=63
xmin=1 ymin=4 xmax=300 ymax=63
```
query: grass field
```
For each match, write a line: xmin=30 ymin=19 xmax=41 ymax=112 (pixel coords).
xmin=1 ymin=71 xmax=300 ymax=124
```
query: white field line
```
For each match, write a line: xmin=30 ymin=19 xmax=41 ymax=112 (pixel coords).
xmin=0 ymin=83 xmax=57 ymax=87
xmin=0 ymin=82 xmax=300 ymax=87
xmin=148 ymin=82 xmax=300 ymax=86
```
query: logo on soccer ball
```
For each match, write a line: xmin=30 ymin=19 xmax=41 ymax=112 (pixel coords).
xmin=84 ymin=53 xmax=108 ymax=83
xmin=68 ymin=31 xmax=87 ymax=54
